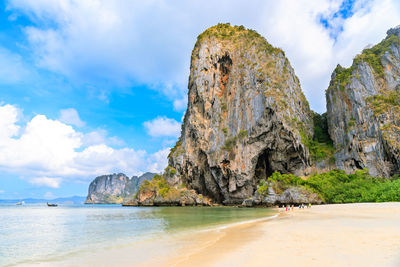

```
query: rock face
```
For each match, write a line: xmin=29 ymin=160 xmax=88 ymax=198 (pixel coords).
xmin=123 ymin=189 xmax=211 ymax=207
xmin=123 ymin=174 xmax=212 ymax=207
xmin=326 ymin=25 xmax=400 ymax=177
xmin=85 ymin=172 xmax=156 ymax=204
xmin=169 ymin=24 xmax=314 ymax=204
xmin=243 ymin=186 xmax=321 ymax=207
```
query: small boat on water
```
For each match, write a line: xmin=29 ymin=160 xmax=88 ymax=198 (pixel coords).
xmin=46 ymin=202 xmax=58 ymax=207
xmin=16 ymin=201 xmax=25 ymax=205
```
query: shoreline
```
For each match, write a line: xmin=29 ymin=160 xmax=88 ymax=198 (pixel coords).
xmin=162 ymin=202 xmax=400 ymax=267
xmin=24 ymin=203 xmax=400 ymax=266
xmin=28 ymin=206 xmax=276 ymax=267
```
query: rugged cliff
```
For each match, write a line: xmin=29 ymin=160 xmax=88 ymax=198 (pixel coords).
xmin=168 ymin=24 xmax=315 ymax=204
xmin=326 ymin=25 xmax=400 ymax=177
xmin=85 ymin=172 xmax=156 ymax=204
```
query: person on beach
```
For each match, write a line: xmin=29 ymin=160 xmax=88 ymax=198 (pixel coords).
xmin=285 ymin=205 xmax=288 ymax=212
xmin=308 ymin=203 xmax=311 ymax=208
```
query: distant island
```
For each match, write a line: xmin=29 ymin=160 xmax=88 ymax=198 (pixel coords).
xmin=85 ymin=172 xmax=156 ymax=204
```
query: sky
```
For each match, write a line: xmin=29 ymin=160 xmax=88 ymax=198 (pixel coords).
xmin=0 ymin=0 xmax=399 ymax=199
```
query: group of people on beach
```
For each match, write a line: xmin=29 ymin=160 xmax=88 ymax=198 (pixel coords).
xmin=278 ymin=203 xmax=311 ymax=212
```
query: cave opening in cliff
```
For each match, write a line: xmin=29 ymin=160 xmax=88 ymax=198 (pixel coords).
xmin=255 ymin=150 xmax=274 ymax=182
xmin=218 ymin=53 xmax=232 ymax=93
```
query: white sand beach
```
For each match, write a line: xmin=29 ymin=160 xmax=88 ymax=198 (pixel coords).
xmin=162 ymin=203 xmax=400 ymax=267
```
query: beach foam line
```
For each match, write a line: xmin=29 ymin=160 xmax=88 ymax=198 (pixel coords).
xmin=170 ymin=210 xmax=279 ymax=238
xmin=204 ymin=213 xmax=278 ymax=231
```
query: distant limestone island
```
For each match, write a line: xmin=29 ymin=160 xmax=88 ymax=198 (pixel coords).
xmin=89 ymin=23 xmax=400 ymax=207
xmin=85 ymin=172 xmax=157 ymax=204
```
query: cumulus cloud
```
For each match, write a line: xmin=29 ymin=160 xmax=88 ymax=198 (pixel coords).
xmin=30 ymin=177 xmax=61 ymax=188
xmin=0 ymin=104 xmax=21 ymax=144
xmin=143 ymin=117 xmax=181 ymax=138
xmin=0 ymin=104 xmax=169 ymax=183
xmin=59 ymin=108 xmax=85 ymax=127
xmin=6 ymin=0 xmax=400 ymax=113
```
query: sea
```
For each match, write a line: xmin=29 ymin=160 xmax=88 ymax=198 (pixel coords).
xmin=0 ymin=203 xmax=275 ymax=266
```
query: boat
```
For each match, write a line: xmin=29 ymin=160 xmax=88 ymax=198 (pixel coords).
xmin=16 ymin=201 xmax=24 ymax=205
xmin=46 ymin=202 xmax=58 ymax=207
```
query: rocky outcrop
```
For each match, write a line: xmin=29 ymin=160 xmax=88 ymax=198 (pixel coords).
xmin=123 ymin=189 xmax=211 ymax=207
xmin=242 ymin=186 xmax=321 ymax=207
xmin=257 ymin=186 xmax=320 ymax=206
xmin=122 ymin=174 xmax=211 ymax=207
xmin=168 ymin=24 xmax=314 ymax=204
xmin=85 ymin=172 xmax=156 ymax=204
xmin=326 ymin=25 xmax=400 ymax=177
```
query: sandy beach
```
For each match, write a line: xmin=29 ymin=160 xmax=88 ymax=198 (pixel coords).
xmin=43 ymin=203 xmax=400 ymax=267
xmin=161 ymin=203 xmax=400 ymax=267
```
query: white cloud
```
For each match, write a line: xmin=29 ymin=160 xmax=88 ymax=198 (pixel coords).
xmin=0 ymin=103 xmax=169 ymax=181
xmin=146 ymin=148 xmax=170 ymax=174
xmin=173 ymin=97 xmax=188 ymax=112
xmin=59 ymin=108 xmax=85 ymax=127
xmin=0 ymin=47 xmax=32 ymax=84
xmin=0 ymin=104 xmax=21 ymax=144
xmin=143 ymin=117 xmax=181 ymax=138
xmin=30 ymin=177 xmax=61 ymax=188
xmin=81 ymin=129 xmax=125 ymax=147
xmin=0 ymin=190 xmax=4 ymax=194
xmin=0 ymin=114 xmax=81 ymax=173
xmin=6 ymin=0 xmax=400 ymax=113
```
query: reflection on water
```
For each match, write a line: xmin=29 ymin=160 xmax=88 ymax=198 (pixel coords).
xmin=0 ymin=204 xmax=274 ymax=266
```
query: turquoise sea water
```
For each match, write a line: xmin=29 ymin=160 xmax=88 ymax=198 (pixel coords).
xmin=0 ymin=204 xmax=275 ymax=266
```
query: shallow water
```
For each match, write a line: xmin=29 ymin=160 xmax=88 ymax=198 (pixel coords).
xmin=0 ymin=204 xmax=275 ymax=266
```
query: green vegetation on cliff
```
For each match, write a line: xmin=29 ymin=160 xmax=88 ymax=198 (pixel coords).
xmin=258 ymin=170 xmax=400 ymax=203
xmin=297 ymin=112 xmax=335 ymax=162
xmin=164 ymin=165 xmax=177 ymax=178
xmin=194 ymin=23 xmax=283 ymax=56
xmin=329 ymin=34 xmax=400 ymax=92
xmin=306 ymin=169 xmax=400 ymax=203
xmin=139 ymin=174 xmax=180 ymax=200
xmin=354 ymin=34 xmax=400 ymax=79
xmin=366 ymin=89 xmax=400 ymax=150
xmin=168 ymin=140 xmax=184 ymax=159
xmin=266 ymin=172 xmax=305 ymax=194
xmin=366 ymin=89 xmax=400 ymax=116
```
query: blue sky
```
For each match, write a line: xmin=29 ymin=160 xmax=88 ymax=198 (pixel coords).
xmin=0 ymin=0 xmax=399 ymax=199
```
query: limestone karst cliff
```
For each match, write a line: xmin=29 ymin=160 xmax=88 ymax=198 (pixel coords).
xmin=326 ymin=25 xmax=400 ymax=177
xmin=85 ymin=172 xmax=156 ymax=204
xmin=132 ymin=24 xmax=400 ymax=207
xmin=168 ymin=24 xmax=315 ymax=204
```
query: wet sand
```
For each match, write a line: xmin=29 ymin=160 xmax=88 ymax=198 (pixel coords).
xmin=163 ymin=203 xmax=400 ymax=267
